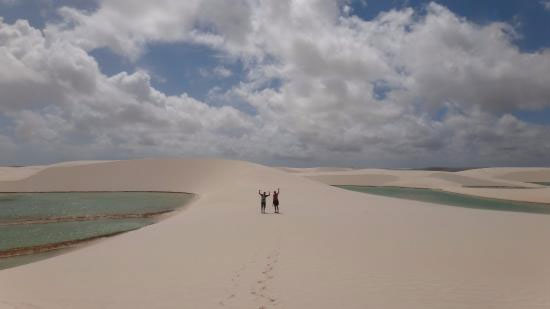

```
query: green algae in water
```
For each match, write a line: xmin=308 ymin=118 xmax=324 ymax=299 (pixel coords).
xmin=0 ymin=192 xmax=193 ymax=221
xmin=336 ymin=185 xmax=550 ymax=215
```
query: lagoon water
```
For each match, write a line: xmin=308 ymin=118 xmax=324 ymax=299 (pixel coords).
xmin=0 ymin=251 xmax=60 ymax=271
xmin=0 ymin=219 xmax=153 ymax=251
xmin=336 ymin=185 xmax=550 ymax=215
xmin=0 ymin=192 xmax=193 ymax=270
xmin=0 ymin=192 xmax=193 ymax=221
xmin=531 ymin=182 xmax=550 ymax=186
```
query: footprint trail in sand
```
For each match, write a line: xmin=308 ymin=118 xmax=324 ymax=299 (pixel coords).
xmin=218 ymin=249 xmax=281 ymax=309
xmin=251 ymin=250 xmax=280 ymax=308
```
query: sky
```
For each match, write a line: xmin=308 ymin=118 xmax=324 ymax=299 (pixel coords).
xmin=0 ymin=0 xmax=550 ymax=168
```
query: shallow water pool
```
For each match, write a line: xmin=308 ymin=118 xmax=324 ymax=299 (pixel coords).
xmin=0 ymin=192 xmax=193 ymax=270
xmin=0 ymin=219 xmax=153 ymax=251
xmin=336 ymin=185 xmax=550 ymax=215
xmin=0 ymin=192 xmax=193 ymax=221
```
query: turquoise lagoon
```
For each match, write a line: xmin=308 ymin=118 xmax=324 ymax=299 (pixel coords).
xmin=0 ymin=192 xmax=193 ymax=221
xmin=0 ymin=192 xmax=193 ymax=270
xmin=336 ymin=185 xmax=550 ymax=215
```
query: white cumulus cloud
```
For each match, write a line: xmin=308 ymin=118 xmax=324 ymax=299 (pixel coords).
xmin=1 ymin=1 xmax=550 ymax=167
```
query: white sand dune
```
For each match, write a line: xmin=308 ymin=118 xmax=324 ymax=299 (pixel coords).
xmin=462 ymin=167 xmax=550 ymax=183
xmin=0 ymin=161 xmax=113 ymax=182
xmin=1 ymin=159 xmax=550 ymax=308
xmin=0 ymin=166 xmax=47 ymax=182
xmin=277 ymin=167 xmax=355 ymax=173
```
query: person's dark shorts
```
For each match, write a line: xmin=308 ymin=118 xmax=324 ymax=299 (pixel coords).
xmin=261 ymin=202 xmax=266 ymax=207
xmin=273 ymin=200 xmax=279 ymax=206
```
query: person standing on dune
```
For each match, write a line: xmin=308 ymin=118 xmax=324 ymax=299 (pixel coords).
xmin=273 ymin=188 xmax=280 ymax=213
xmin=258 ymin=190 xmax=270 ymax=214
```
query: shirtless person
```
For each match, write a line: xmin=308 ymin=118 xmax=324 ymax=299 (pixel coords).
xmin=273 ymin=188 xmax=280 ymax=213
xmin=258 ymin=190 xmax=270 ymax=214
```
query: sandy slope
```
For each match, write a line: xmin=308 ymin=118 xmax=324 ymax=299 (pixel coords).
xmin=462 ymin=167 xmax=550 ymax=183
xmin=1 ymin=159 xmax=550 ymax=308
xmin=0 ymin=166 xmax=47 ymax=182
xmin=0 ymin=161 xmax=113 ymax=182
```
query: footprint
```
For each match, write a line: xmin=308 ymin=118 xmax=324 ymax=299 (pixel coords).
xmin=251 ymin=250 xmax=282 ymax=308
xmin=219 ymin=264 xmax=249 ymax=307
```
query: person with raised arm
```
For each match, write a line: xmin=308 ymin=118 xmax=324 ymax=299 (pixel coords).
xmin=258 ymin=189 xmax=270 ymax=214
xmin=272 ymin=188 xmax=280 ymax=213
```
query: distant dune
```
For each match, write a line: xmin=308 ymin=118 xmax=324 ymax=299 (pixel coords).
xmin=0 ymin=159 xmax=550 ymax=308
xmin=277 ymin=166 xmax=355 ymax=173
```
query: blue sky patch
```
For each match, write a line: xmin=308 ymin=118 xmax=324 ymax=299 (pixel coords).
xmin=513 ymin=107 xmax=550 ymax=125
xmin=349 ymin=0 xmax=550 ymax=52
xmin=89 ymin=47 xmax=135 ymax=77
xmin=372 ymin=80 xmax=393 ymax=101
xmin=0 ymin=0 xmax=98 ymax=29
xmin=90 ymin=42 xmax=247 ymax=102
